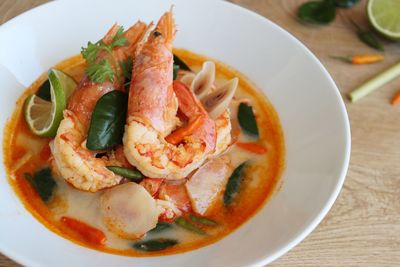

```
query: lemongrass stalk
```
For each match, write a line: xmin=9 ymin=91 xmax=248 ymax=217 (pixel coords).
xmin=10 ymin=152 xmax=33 ymax=173
xmin=349 ymin=61 xmax=400 ymax=102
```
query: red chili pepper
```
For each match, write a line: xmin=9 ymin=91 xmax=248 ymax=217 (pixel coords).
xmin=236 ymin=142 xmax=267 ymax=154
xmin=331 ymin=54 xmax=384 ymax=64
xmin=391 ymin=90 xmax=400 ymax=106
xmin=61 ymin=216 xmax=106 ymax=246
xmin=39 ymin=143 xmax=51 ymax=160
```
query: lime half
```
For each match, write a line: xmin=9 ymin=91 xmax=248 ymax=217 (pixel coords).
xmin=367 ymin=0 xmax=400 ymax=41
xmin=24 ymin=69 xmax=77 ymax=137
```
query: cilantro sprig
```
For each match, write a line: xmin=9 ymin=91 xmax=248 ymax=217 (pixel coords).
xmin=81 ymin=26 xmax=128 ymax=83
xmin=119 ymin=57 xmax=133 ymax=89
xmin=119 ymin=57 xmax=133 ymax=81
xmin=110 ymin=27 xmax=127 ymax=49
xmin=86 ymin=60 xmax=114 ymax=83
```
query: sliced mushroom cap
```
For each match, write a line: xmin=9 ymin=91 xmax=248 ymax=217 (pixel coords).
xmin=180 ymin=72 xmax=195 ymax=87
xmin=100 ymin=182 xmax=159 ymax=239
xmin=191 ymin=61 xmax=215 ymax=100
xmin=201 ymin=77 xmax=238 ymax=119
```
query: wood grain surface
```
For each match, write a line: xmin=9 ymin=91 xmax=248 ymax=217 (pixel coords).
xmin=1 ymin=0 xmax=400 ymax=266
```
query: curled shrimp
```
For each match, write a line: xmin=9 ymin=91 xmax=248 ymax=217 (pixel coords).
xmin=123 ymin=10 xmax=231 ymax=179
xmin=50 ymin=22 xmax=147 ymax=192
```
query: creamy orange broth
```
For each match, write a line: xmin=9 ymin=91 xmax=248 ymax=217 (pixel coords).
xmin=3 ymin=48 xmax=284 ymax=256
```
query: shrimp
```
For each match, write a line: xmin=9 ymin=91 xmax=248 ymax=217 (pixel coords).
xmin=50 ymin=22 xmax=148 ymax=192
xmin=139 ymin=177 xmax=192 ymax=222
xmin=123 ymin=10 xmax=223 ymax=179
xmin=158 ymin=180 xmax=192 ymax=213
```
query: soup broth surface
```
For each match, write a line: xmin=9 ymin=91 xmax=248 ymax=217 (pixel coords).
xmin=4 ymin=48 xmax=284 ymax=256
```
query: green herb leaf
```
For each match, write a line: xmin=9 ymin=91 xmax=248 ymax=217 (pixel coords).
xmin=175 ymin=217 xmax=207 ymax=235
xmin=106 ymin=166 xmax=143 ymax=181
xmin=81 ymin=41 xmax=101 ymax=65
xmin=133 ymin=238 xmax=178 ymax=251
xmin=350 ymin=19 xmax=384 ymax=51
xmin=87 ymin=91 xmax=128 ymax=150
xmin=110 ymin=27 xmax=127 ymax=49
xmin=173 ymin=55 xmax=191 ymax=71
xmin=189 ymin=215 xmax=218 ymax=226
xmin=24 ymin=168 xmax=57 ymax=202
xmin=81 ymin=26 xmax=127 ymax=84
xmin=149 ymin=222 xmax=173 ymax=234
xmin=358 ymin=32 xmax=385 ymax=52
xmin=334 ymin=0 xmax=359 ymax=8
xmin=24 ymin=173 xmax=34 ymax=184
xmin=224 ymin=162 xmax=247 ymax=206
xmin=36 ymin=79 xmax=51 ymax=101
xmin=330 ymin=55 xmax=353 ymax=63
xmin=85 ymin=59 xmax=114 ymax=84
xmin=124 ymin=81 xmax=131 ymax=90
xmin=119 ymin=57 xmax=133 ymax=81
xmin=173 ymin=64 xmax=179 ymax=80
xmin=298 ymin=1 xmax=336 ymax=25
xmin=238 ymin=103 xmax=259 ymax=137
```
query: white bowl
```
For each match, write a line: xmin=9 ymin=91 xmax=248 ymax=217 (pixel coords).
xmin=0 ymin=0 xmax=350 ymax=266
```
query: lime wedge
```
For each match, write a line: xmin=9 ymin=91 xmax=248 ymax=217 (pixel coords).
xmin=367 ymin=0 xmax=400 ymax=41
xmin=48 ymin=68 xmax=77 ymax=100
xmin=24 ymin=69 xmax=77 ymax=137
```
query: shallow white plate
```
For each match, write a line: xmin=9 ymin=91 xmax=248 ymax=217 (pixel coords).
xmin=0 ymin=0 xmax=350 ymax=266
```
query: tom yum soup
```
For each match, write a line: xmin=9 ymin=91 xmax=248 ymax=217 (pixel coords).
xmin=4 ymin=10 xmax=284 ymax=255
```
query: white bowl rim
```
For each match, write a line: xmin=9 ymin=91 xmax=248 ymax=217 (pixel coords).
xmin=222 ymin=2 xmax=351 ymax=266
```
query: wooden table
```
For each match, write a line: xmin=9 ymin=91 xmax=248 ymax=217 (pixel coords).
xmin=1 ymin=0 xmax=399 ymax=266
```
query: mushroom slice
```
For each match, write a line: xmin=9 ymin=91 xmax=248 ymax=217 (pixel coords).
xmin=100 ymin=182 xmax=158 ymax=239
xmin=201 ymin=78 xmax=238 ymax=119
xmin=191 ymin=61 xmax=215 ymax=100
xmin=180 ymin=72 xmax=195 ymax=87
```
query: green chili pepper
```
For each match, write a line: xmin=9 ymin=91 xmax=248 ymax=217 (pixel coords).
xmin=133 ymin=238 xmax=178 ymax=251
xmin=175 ymin=217 xmax=207 ymax=235
xmin=106 ymin=166 xmax=143 ymax=181
xmin=148 ymin=222 xmax=173 ymax=234
xmin=350 ymin=19 xmax=384 ymax=52
xmin=189 ymin=215 xmax=218 ymax=226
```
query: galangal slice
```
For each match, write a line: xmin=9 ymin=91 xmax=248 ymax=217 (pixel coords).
xmin=185 ymin=156 xmax=233 ymax=215
xmin=100 ymin=182 xmax=158 ymax=239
